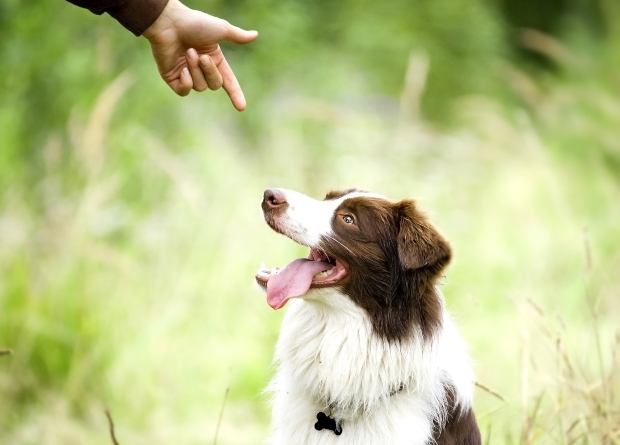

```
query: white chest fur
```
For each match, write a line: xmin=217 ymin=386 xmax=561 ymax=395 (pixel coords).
xmin=266 ymin=288 xmax=475 ymax=445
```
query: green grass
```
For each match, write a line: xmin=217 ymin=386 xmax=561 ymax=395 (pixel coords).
xmin=1 ymin=2 xmax=620 ymax=444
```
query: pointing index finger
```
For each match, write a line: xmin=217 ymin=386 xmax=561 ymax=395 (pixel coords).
xmin=217 ymin=56 xmax=246 ymax=111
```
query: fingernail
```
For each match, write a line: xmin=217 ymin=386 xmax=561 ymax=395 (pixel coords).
xmin=187 ymin=49 xmax=197 ymax=59
xmin=182 ymin=67 xmax=190 ymax=77
xmin=200 ymin=56 xmax=210 ymax=67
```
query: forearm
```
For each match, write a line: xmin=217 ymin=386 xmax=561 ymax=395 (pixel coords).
xmin=65 ymin=0 xmax=169 ymax=36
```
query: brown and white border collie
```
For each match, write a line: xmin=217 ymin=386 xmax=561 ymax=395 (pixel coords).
xmin=255 ymin=188 xmax=481 ymax=445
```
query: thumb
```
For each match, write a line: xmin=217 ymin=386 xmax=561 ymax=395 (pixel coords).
xmin=222 ymin=22 xmax=258 ymax=44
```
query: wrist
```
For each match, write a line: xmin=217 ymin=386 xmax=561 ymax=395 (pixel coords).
xmin=143 ymin=0 xmax=185 ymax=42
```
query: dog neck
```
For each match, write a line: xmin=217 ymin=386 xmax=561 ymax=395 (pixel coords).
xmin=270 ymin=288 xmax=451 ymax=423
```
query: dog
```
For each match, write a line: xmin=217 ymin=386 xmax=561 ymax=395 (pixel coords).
xmin=255 ymin=188 xmax=481 ymax=445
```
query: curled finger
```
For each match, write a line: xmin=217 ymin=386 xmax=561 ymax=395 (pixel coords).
xmin=199 ymin=55 xmax=223 ymax=91
xmin=169 ymin=67 xmax=193 ymax=97
xmin=186 ymin=49 xmax=209 ymax=92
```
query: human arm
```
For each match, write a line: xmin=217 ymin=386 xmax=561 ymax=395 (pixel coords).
xmin=65 ymin=0 xmax=168 ymax=36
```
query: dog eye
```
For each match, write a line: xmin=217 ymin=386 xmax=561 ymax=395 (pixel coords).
xmin=342 ymin=215 xmax=355 ymax=224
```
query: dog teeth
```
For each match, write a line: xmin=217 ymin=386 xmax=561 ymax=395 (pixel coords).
xmin=257 ymin=263 xmax=282 ymax=277
xmin=313 ymin=268 xmax=334 ymax=280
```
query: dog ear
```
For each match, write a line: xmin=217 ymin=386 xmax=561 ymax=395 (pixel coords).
xmin=395 ymin=200 xmax=451 ymax=271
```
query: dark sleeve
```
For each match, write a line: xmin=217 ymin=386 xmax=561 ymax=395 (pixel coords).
xmin=66 ymin=0 xmax=169 ymax=36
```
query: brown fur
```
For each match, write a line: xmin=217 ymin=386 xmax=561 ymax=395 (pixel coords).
xmin=319 ymin=190 xmax=479 ymax=443
xmin=434 ymin=385 xmax=482 ymax=445
xmin=324 ymin=188 xmax=360 ymax=201
xmin=318 ymin=190 xmax=451 ymax=341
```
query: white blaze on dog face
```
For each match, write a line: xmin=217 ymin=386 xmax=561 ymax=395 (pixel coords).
xmin=268 ymin=188 xmax=338 ymax=246
xmin=267 ymin=188 xmax=387 ymax=247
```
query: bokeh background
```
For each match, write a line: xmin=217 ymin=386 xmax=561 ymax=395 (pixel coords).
xmin=1 ymin=0 xmax=619 ymax=443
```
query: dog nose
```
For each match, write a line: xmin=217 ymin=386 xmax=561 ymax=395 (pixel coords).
xmin=262 ymin=188 xmax=288 ymax=212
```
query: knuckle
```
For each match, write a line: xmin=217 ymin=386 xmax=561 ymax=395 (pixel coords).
xmin=220 ymin=20 xmax=232 ymax=36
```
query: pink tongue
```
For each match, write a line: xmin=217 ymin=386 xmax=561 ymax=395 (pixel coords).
xmin=266 ymin=259 xmax=333 ymax=310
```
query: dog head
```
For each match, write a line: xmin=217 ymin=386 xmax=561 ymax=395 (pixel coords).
xmin=256 ymin=188 xmax=451 ymax=340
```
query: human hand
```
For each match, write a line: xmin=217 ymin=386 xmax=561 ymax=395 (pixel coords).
xmin=143 ymin=0 xmax=258 ymax=111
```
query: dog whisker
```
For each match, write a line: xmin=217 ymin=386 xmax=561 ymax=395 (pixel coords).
xmin=321 ymin=234 xmax=354 ymax=255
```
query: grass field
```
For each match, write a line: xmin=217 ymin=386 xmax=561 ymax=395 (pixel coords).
xmin=1 ymin=1 xmax=620 ymax=444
